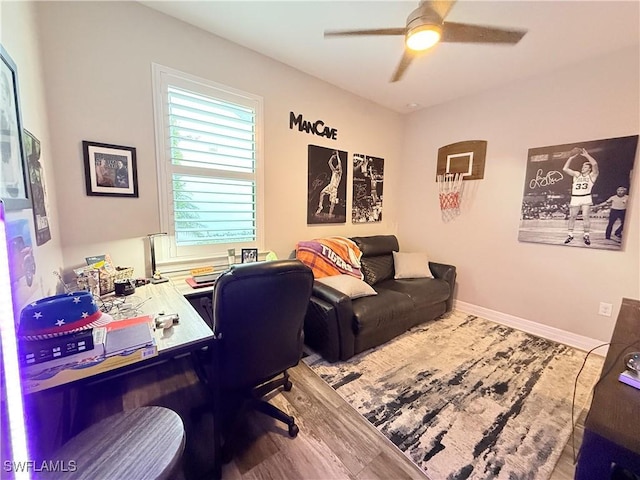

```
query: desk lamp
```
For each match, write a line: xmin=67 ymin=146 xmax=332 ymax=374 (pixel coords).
xmin=147 ymin=232 xmax=169 ymax=284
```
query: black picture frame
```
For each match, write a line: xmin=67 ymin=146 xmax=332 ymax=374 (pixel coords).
xmin=82 ymin=141 xmax=138 ymax=197
xmin=25 ymin=129 xmax=51 ymax=245
xmin=1 ymin=44 xmax=31 ymax=211
xmin=241 ymin=248 xmax=258 ymax=263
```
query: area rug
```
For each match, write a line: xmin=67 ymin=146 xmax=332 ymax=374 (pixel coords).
xmin=303 ymin=311 xmax=603 ymax=480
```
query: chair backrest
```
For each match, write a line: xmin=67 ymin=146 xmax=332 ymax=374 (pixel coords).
xmin=212 ymin=259 xmax=314 ymax=389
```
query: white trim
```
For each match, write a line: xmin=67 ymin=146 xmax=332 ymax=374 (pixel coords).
xmin=454 ymin=300 xmax=608 ymax=356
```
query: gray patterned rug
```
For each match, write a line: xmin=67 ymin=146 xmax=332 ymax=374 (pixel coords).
xmin=303 ymin=311 xmax=603 ymax=480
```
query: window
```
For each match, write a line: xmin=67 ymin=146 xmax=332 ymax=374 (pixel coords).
xmin=152 ymin=64 xmax=263 ymax=265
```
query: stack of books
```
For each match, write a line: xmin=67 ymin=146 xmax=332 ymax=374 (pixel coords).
xmin=20 ymin=316 xmax=158 ymax=394
xmin=186 ymin=266 xmax=217 ymax=288
xmin=19 ymin=328 xmax=106 ymax=370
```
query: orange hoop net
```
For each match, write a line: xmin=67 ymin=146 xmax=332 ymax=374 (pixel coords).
xmin=437 ymin=173 xmax=463 ymax=222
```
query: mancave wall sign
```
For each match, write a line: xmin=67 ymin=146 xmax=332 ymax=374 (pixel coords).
xmin=289 ymin=112 xmax=338 ymax=140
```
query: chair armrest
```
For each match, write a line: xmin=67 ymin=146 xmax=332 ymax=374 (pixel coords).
xmin=429 ymin=262 xmax=457 ymax=312
xmin=303 ymin=281 xmax=356 ymax=362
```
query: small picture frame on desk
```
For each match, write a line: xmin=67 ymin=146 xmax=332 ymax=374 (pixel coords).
xmin=82 ymin=141 xmax=138 ymax=197
xmin=241 ymin=248 xmax=258 ymax=263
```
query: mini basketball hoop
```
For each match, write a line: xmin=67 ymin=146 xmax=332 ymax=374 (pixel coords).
xmin=437 ymin=173 xmax=463 ymax=222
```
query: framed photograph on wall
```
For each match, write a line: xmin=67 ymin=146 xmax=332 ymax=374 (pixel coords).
xmin=241 ymin=248 xmax=258 ymax=263
xmin=1 ymin=44 xmax=31 ymax=211
xmin=82 ymin=141 xmax=138 ymax=197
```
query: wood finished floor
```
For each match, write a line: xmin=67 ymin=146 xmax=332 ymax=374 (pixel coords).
xmin=27 ymin=355 xmax=588 ymax=480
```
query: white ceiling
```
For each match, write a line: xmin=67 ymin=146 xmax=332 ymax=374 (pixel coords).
xmin=140 ymin=1 xmax=640 ymax=114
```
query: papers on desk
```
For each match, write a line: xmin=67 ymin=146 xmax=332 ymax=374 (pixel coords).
xmin=105 ymin=315 xmax=155 ymax=356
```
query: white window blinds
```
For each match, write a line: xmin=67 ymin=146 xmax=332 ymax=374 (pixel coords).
xmin=153 ymin=65 xmax=263 ymax=261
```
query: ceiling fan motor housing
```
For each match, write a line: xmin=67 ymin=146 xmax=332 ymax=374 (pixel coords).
xmin=407 ymin=3 xmax=443 ymax=34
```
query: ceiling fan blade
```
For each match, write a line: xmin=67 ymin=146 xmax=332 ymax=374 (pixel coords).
xmin=423 ymin=0 xmax=457 ymax=21
xmin=324 ymin=28 xmax=406 ymax=38
xmin=442 ymin=22 xmax=527 ymax=44
xmin=390 ymin=50 xmax=416 ymax=83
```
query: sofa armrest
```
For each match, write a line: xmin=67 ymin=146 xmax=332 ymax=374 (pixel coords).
xmin=429 ymin=262 xmax=457 ymax=312
xmin=303 ymin=281 xmax=356 ymax=362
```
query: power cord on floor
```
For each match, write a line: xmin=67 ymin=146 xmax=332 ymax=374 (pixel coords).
xmin=570 ymin=339 xmax=640 ymax=464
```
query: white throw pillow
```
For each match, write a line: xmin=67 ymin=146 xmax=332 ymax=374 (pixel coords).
xmin=317 ymin=274 xmax=378 ymax=299
xmin=393 ymin=251 xmax=433 ymax=279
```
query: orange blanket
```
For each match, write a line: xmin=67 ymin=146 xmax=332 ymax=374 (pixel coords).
xmin=295 ymin=236 xmax=363 ymax=279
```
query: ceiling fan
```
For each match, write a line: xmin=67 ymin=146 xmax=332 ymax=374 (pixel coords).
xmin=324 ymin=0 xmax=527 ymax=82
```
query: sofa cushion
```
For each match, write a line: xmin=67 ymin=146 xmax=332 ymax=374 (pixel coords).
xmin=360 ymin=255 xmax=394 ymax=286
xmin=317 ymin=275 xmax=377 ymax=299
xmin=352 ymin=235 xmax=399 ymax=286
xmin=352 ymin=235 xmax=399 ymax=257
xmin=393 ymin=251 xmax=433 ymax=279
xmin=351 ymin=289 xmax=415 ymax=336
xmin=376 ymin=277 xmax=450 ymax=309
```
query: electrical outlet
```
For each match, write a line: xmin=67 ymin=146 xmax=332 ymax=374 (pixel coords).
xmin=598 ymin=302 xmax=613 ymax=317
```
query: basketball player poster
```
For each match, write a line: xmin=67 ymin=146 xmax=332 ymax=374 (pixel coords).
xmin=518 ymin=135 xmax=638 ymax=250
xmin=352 ymin=153 xmax=384 ymax=223
xmin=307 ymin=144 xmax=347 ymax=224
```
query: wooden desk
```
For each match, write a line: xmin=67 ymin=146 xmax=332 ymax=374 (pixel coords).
xmin=576 ymin=297 xmax=640 ymax=479
xmin=167 ymin=271 xmax=217 ymax=298
xmin=21 ymin=280 xmax=215 ymax=394
xmin=138 ymin=281 xmax=214 ymax=354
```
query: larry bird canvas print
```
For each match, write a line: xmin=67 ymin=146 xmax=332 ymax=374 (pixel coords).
xmin=518 ymin=135 xmax=638 ymax=251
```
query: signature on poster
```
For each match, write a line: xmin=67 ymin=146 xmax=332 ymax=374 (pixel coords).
xmin=529 ymin=169 xmax=564 ymax=189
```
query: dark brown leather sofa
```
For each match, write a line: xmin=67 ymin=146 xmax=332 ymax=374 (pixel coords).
xmin=303 ymin=235 xmax=456 ymax=362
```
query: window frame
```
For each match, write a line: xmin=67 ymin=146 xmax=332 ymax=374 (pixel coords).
xmin=151 ymin=64 xmax=264 ymax=269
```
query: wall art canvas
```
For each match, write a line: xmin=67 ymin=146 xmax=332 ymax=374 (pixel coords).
xmin=307 ymin=144 xmax=347 ymax=224
xmin=5 ymin=209 xmax=41 ymax=321
xmin=25 ymin=130 xmax=51 ymax=245
xmin=518 ymin=135 xmax=638 ymax=250
xmin=352 ymin=153 xmax=384 ymax=223
xmin=1 ymin=44 xmax=30 ymax=210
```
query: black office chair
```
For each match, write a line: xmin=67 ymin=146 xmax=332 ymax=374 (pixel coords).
xmin=203 ymin=259 xmax=313 ymax=476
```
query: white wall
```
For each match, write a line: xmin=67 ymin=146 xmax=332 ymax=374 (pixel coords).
xmin=399 ymin=46 xmax=640 ymax=343
xmin=34 ymin=1 xmax=403 ymax=278
xmin=11 ymin=0 xmax=638 ymax=344
xmin=1 ymin=1 xmax=65 ymax=309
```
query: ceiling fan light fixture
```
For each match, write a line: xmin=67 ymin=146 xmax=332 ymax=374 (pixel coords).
xmin=406 ymin=24 xmax=441 ymax=51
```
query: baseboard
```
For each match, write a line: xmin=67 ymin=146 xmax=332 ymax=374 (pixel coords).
xmin=453 ymin=300 xmax=608 ymax=357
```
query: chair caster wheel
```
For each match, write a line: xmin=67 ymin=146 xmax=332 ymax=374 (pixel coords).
xmin=283 ymin=380 xmax=293 ymax=392
xmin=288 ymin=423 xmax=299 ymax=438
